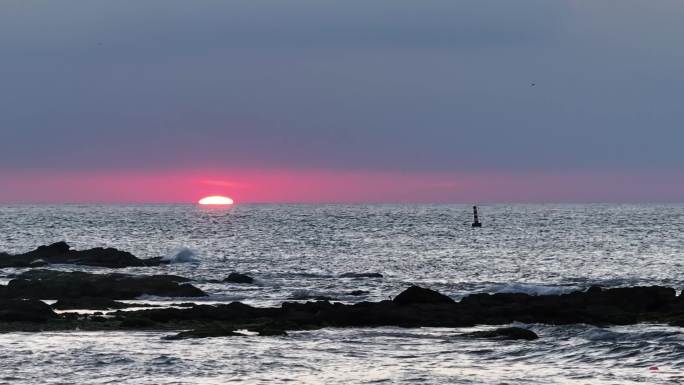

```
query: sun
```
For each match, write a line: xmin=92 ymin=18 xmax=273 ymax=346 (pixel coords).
xmin=198 ymin=196 xmax=234 ymax=205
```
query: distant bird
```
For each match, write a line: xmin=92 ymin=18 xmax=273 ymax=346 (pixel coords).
xmin=530 ymin=82 xmax=536 ymax=87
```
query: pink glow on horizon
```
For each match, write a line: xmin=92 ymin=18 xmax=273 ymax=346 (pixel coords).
xmin=1 ymin=169 xmax=684 ymax=203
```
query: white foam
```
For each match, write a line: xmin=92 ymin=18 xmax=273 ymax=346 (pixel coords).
xmin=486 ymin=283 xmax=575 ymax=296
xmin=289 ymin=289 xmax=333 ymax=300
xmin=161 ymin=247 xmax=200 ymax=264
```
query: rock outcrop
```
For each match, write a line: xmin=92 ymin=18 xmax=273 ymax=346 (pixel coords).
xmin=339 ymin=272 xmax=383 ymax=278
xmin=0 ymin=299 xmax=58 ymax=322
xmin=0 ymin=242 xmax=164 ymax=268
xmin=393 ymin=285 xmax=456 ymax=305
xmin=1 ymin=270 xmax=206 ymax=300
xmin=2 ymin=284 xmax=684 ymax=337
xmin=462 ymin=327 xmax=539 ymax=341
xmin=51 ymin=297 xmax=158 ymax=310
xmin=224 ymin=272 xmax=254 ymax=284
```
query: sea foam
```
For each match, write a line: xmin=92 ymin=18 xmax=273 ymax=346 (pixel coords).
xmin=162 ymin=247 xmax=200 ymax=264
xmin=485 ymin=283 xmax=576 ymax=296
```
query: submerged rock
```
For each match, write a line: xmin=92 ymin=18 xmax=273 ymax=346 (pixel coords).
xmin=0 ymin=242 xmax=165 ymax=268
xmin=462 ymin=327 xmax=539 ymax=341
xmin=339 ymin=272 xmax=383 ymax=279
xmin=393 ymin=285 xmax=456 ymax=305
xmin=257 ymin=328 xmax=288 ymax=336
xmin=52 ymin=298 xmax=130 ymax=310
xmin=163 ymin=322 xmax=288 ymax=340
xmin=349 ymin=290 xmax=369 ymax=296
xmin=224 ymin=272 xmax=254 ymax=284
xmin=51 ymin=297 xmax=158 ymax=310
xmin=1 ymin=270 xmax=206 ymax=300
xmin=288 ymin=290 xmax=337 ymax=301
xmin=164 ymin=325 xmax=242 ymax=340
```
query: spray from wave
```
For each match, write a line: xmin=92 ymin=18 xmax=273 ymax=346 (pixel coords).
xmin=161 ymin=247 xmax=200 ymax=264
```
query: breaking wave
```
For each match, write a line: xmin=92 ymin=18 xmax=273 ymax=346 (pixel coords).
xmin=162 ymin=247 xmax=200 ymax=264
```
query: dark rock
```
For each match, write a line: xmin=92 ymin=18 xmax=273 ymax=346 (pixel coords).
xmin=0 ymin=299 xmax=58 ymax=322
xmin=0 ymin=242 xmax=165 ymax=268
xmin=141 ymin=257 xmax=170 ymax=265
xmin=587 ymin=286 xmax=603 ymax=294
xmin=2 ymin=270 xmax=206 ymax=300
xmin=127 ymin=302 xmax=269 ymax=324
xmin=463 ymin=327 xmax=539 ymax=341
xmin=224 ymin=273 xmax=254 ymax=284
xmin=257 ymin=328 xmax=288 ymax=336
xmin=288 ymin=294 xmax=337 ymax=301
xmin=393 ymin=285 xmax=456 ymax=305
xmin=120 ymin=317 xmax=156 ymax=328
xmin=2 ymin=284 xmax=684 ymax=334
xmin=28 ymin=259 xmax=48 ymax=267
xmin=163 ymin=322 xmax=287 ymax=340
xmin=349 ymin=290 xmax=369 ymax=296
xmin=170 ymin=302 xmax=197 ymax=307
xmin=36 ymin=241 xmax=70 ymax=254
xmin=52 ymin=297 xmax=133 ymax=310
xmin=164 ymin=325 xmax=241 ymax=340
xmin=339 ymin=272 xmax=383 ymax=278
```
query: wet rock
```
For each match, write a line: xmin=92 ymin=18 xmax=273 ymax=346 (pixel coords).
xmin=288 ymin=294 xmax=337 ymax=301
xmin=170 ymin=302 xmax=198 ymax=308
xmin=463 ymin=327 xmax=539 ymax=341
xmin=29 ymin=259 xmax=48 ymax=267
xmin=224 ymin=272 xmax=254 ymax=284
xmin=51 ymin=297 xmax=158 ymax=310
xmin=257 ymin=328 xmax=288 ymax=336
xmin=349 ymin=290 xmax=369 ymax=296
xmin=127 ymin=302 xmax=270 ymax=325
xmin=2 ymin=284 xmax=684 ymax=334
xmin=163 ymin=322 xmax=287 ymax=340
xmin=0 ymin=299 xmax=58 ymax=322
xmin=2 ymin=270 xmax=206 ymax=300
xmin=140 ymin=257 xmax=169 ymax=266
xmin=0 ymin=242 xmax=165 ymax=268
xmin=119 ymin=317 xmax=156 ymax=328
xmin=52 ymin=298 xmax=131 ymax=310
xmin=586 ymin=285 xmax=603 ymax=294
xmin=393 ymin=285 xmax=456 ymax=305
xmin=164 ymin=325 xmax=242 ymax=340
xmin=339 ymin=272 xmax=383 ymax=279
xmin=459 ymin=285 xmax=679 ymax=325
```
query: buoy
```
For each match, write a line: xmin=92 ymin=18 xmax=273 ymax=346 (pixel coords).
xmin=649 ymin=366 xmax=659 ymax=371
xmin=472 ymin=206 xmax=482 ymax=227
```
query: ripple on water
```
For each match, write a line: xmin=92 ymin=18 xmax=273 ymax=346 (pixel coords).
xmin=0 ymin=205 xmax=683 ymax=383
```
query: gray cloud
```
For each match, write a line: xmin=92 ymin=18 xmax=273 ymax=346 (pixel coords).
xmin=1 ymin=0 xmax=683 ymax=174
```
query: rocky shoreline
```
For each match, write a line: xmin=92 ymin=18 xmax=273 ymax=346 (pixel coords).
xmin=0 ymin=242 xmax=167 ymax=268
xmin=1 ymin=281 xmax=684 ymax=339
xmin=2 ymin=243 xmax=684 ymax=340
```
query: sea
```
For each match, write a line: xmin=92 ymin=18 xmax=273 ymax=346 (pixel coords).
xmin=0 ymin=204 xmax=683 ymax=384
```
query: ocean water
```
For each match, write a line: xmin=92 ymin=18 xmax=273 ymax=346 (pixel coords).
xmin=1 ymin=204 xmax=683 ymax=384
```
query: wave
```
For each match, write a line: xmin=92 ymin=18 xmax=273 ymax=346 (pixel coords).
xmin=289 ymin=289 xmax=337 ymax=300
xmin=484 ymin=283 xmax=577 ymax=296
xmin=161 ymin=247 xmax=200 ymax=264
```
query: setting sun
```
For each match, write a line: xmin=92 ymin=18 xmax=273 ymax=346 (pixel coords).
xmin=198 ymin=195 xmax=234 ymax=205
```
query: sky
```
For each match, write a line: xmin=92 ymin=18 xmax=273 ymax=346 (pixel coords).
xmin=1 ymin=0 xmax=683 ymax=203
